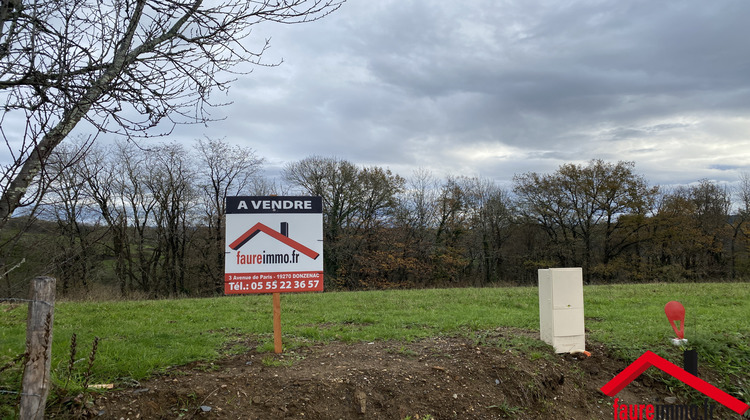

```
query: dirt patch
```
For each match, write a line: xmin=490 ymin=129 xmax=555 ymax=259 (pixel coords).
xmin=48 ymin=328 xmax=740 ymax=419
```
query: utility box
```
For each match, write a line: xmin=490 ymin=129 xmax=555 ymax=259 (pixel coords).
xmin=538 ymin=268 xmax=585 ymax=353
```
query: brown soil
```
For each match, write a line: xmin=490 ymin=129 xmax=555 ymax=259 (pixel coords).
xmin=49 ymin=328 xmax=741 ymax=419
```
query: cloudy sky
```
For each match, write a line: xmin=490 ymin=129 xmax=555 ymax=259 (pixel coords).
xmin=109 ymin=1 xmax=750 ymax=188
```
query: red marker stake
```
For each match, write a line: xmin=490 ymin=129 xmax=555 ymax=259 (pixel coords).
xmin=664 ymin=301 xmax=686 ymax=339
xmin=665 ymin=301 xmax=698 ymax=376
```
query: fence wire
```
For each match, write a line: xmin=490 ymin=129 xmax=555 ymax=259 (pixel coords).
xmin=0 ymin=297 xmax=53 ymax=306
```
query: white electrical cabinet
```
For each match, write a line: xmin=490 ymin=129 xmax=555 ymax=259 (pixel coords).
xmin=538 ymin=268 xmax=585 ymax=353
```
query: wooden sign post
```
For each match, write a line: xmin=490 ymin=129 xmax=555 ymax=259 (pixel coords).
xmin=273 ymin=292 xmax=282 ymax=353
xmin=224 ymin=196 xmax=324 ymax=353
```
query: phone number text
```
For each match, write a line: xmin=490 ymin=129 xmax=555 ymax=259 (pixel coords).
xmin=224 ymin=272 xmax=323 ymax=294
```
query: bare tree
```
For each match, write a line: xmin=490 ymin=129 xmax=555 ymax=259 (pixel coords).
xmin=194 ymin=137 xmax=266 ymax=293
xmin=78 ymin=143 xmax=133 ymax=293
xmin=0 ymin=0 xmax=343 ymax=230
xmin=145 ymin=143 xmax=198 ymax=295
xmin=41 ymin=140 xmax=101 ymax=294
xmin=115 ymin=143 xmax=152 ymax=292
xmin=738 ymin=172 xmax=750 ymax=213
xmin=283 ymin=156 xmax=405 ymax=288
xmin=463 ymin=177 xmax=514 ymax=285
xmin=283 ymin=156 xmax=362 ymax=242
xmin=514 ymin=160 xmax=657 ymax=279
xmin=396 ymin=168 xmax=439 ymax=233
xmin=732 ymin=172 xmax=750 ymax=278
xmin=690 ymin=179 xmax=731 ymax=275
xmin=727 ymin=174 xmax=750 ymax=279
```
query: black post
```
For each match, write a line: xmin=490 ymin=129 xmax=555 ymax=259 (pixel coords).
xmin=684 ymin=349 xmax=698 ymax=376
xmin=280 ymin=222 xmax=289 ymax=237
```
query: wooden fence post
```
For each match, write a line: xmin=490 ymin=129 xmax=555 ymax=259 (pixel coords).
xmin=19 ymin=276 xmax=56 ymax=420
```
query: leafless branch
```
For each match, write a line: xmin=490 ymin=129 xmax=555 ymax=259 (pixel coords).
xmin=0 ymin=0 xmax=344 ymax=229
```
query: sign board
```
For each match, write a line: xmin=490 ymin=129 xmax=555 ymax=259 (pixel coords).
xmin=224 ymin=196 xmax=324 ymax=294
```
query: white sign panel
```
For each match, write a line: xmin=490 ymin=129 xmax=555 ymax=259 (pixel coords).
xmin=224 ymin=196 xmax=324 ymax=294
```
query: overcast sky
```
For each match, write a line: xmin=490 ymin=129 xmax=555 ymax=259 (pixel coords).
xmin=86 ymin=1 xmax=750 ymax=189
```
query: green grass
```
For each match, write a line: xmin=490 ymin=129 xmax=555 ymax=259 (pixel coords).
xmin=1 ymin=283 xmax=748 ymax=398
xmin=585 ymin=283 xmax=750 ymax=359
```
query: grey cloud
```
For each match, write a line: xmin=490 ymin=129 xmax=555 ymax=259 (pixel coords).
xmin=709 ymin=164 xmax=748 ymax=172
xmin=181 ymin=0 xmax=750 ymax=187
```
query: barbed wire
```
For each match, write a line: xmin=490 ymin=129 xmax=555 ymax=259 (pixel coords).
xmin=0 ymin=239 xmax=66 ymax=409
xmin=2 ymin=271 xmax=33 ymax=298
xmin=2 ymin=271 xmax=41 ymax=299
xmin=0 ymin=389 xmax=41 ymax=397
xmin=0 ymin=351 xmax=27 ymax=372
xmin=1 ymin=258 xmax=25 ymax=278
xmin=1 ymin=281 xmax=54 ymax=407
xmin=1 ymin=238 xmax=92 ymax=299
xmin=1 ymin=294 xmax=54 ymax=403
xmin=0 ymin=297 xmax=53 ymax=306
xmin=0 ymin=351 xmax=27 ymax=399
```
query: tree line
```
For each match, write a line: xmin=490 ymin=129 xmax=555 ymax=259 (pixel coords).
xmin=2 ymin=139 xmax=749 ymax=298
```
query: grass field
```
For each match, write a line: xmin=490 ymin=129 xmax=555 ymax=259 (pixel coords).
xmin=1 ymin=283 xmax=749 ymax=398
